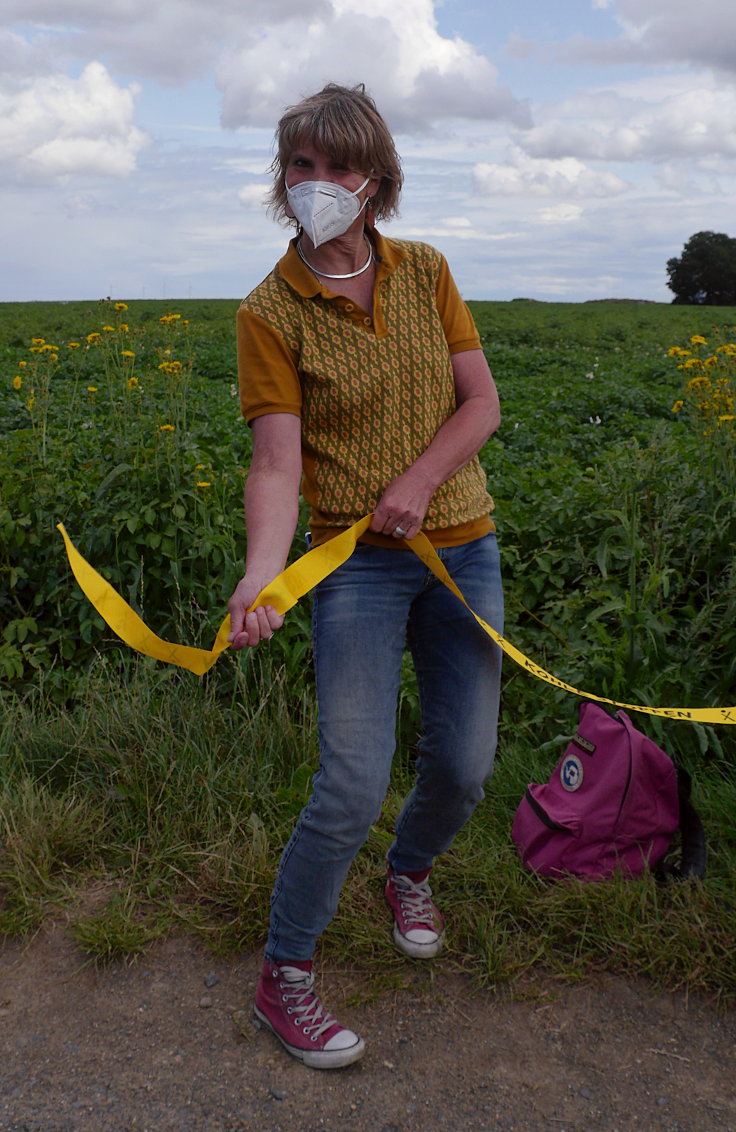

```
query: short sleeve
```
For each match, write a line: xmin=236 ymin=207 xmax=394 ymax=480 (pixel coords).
xmin=434 ymin=257 xmax=482 ymax=355
xmin=236 ymin=305 xmax=302 ymax=424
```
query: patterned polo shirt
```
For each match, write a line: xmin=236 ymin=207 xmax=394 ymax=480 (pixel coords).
xmin=237 ymin=229 xmax=494 ymax=547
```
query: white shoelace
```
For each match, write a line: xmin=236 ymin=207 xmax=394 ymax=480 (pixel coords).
xmin=279 ymin=969 xmax=338 ymax=1041
xmin=393 ymin=875 xmax=438 ymax=926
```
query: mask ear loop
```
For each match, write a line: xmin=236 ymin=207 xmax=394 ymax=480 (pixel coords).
xmin=365 ymin=168 xmax=382 ymax=226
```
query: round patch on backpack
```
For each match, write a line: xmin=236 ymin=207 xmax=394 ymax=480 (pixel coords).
xmin=561 ymin=754 xmax=584 ymax=791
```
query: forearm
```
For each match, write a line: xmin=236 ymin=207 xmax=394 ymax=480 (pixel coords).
xmin=227 ymin=412 xmax=302 ymax=648
xmin=407 ymin=393 xmax=500 ymax=495
xmin=243 ymin=467 xmax=300 ymax=585
xmin=371 ymin=348 xmax=499 ymax=540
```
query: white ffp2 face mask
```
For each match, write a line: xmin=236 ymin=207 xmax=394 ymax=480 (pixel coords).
xmin=286 ymin=176 xmax=370 ymax=247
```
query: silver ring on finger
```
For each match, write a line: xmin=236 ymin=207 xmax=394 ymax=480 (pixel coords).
xmin=394 ymin=525 xmax=408 ymax=537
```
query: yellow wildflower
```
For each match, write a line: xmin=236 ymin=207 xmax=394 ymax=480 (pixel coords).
xmin=27 ymin=391 xmax=36 ymax=410
xmin=159 ymin=423 xmax=175 ymax=431
xmin=87 ymin=386 xmax=98 ymax=393
xmin=31 ymin=337 xmax=45 ymax=346
xmin=40 ymin=343 xmax=58 ymax=352
xmin=114 ymin=302 xmax=128 ymax=311
xmin=127 ymin=376 xmax=139 ymax=389
xmin=29 ymin=346 xmax=43 ymax=353
xmin=690 ymin=334 xmax=708 ymax=346
xmin=13 ymin=375 xmax=22 ymax=390
xmin=19 ymin=360 xmax=27 ymax=367
xmin=195 ymin=464 xmax=205 ymax=470
xmin=682 ymin=358 xmax=703 ymax=370
xmin=196 ymin=481 xmax=212 ymax=489
xmin=118 ymin=323 xmax=129 ymax=332
xmin=159 ymin=312 xmax=182 ymax=323
xmin=667 ymin=346 xmax=690 ymax=357
xmin=102 ymin=325 xmax=115 ymax=332
xmin=121 ymin=350 xmax=136 ymax=359
xmin=719 ymin=414 xmax=735 ymax=422
xmin=159 ymin=359 xmax=182 ymax=374
xmin=68 ymin=342 xmax=81 ymax=349
xmin=671 ymin=400 xmax=683 ymax=413
xmin=87 ymin=332 xmax=101 ymax=344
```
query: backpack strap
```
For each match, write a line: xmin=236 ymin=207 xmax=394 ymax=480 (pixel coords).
xmin=656 ymin=767 xmax=707 ymax=881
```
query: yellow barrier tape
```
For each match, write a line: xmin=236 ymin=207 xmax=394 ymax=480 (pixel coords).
xmin=407 ymin=533 xmax=736 ymax=725
xmin=57 ymin=520 xmax=736 ymax=724
xmin=56 ymin=517 xmax=375 ymax=676
xmin=58 ymin=523 xmax=231 ymax=675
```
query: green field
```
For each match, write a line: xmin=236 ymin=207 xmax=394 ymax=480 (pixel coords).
xmin=1 ymin=296 xmax=735 ymax=997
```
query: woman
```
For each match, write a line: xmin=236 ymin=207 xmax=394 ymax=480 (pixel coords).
xmin=227 ymin=83 xmax=503 ymax=1070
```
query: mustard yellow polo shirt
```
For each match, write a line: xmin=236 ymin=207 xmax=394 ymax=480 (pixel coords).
xmin=237 ymin=230 xmax=494 ymax=547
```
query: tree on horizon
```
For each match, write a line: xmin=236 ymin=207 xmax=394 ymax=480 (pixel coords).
xmin=666 ymin=231 xmax=736 ymax=305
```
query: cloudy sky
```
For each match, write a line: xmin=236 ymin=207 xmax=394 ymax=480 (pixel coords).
xmin=2 ymin=0 xmax=735 ymax=303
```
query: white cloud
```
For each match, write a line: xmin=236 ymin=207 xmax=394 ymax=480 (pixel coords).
xmin=473 ymin=148 xmax=629 ymax=198
xmin=556 ymin=0 xmax=736 ymax=75
xmin=4 ymin=0 xmax=528 ymax=131
xmin=216 ymin=0 xmax=530 ymax=131
xmin=538 ymin=203 xmax=583 ymax=224
xmin=0 ymin=61 xmax=148 ymax=182
xmin=517 ymin=83 xmax=736 ymax=162
xmin=393 ymin=222 xmax=522 ymax=242
xmin=1 ymin=1 xmax=332 ymax=83
xmin=61 ymin=191 xmax=96 ymax=217
xmin=0 ymin=27 xmax=52 ymax=83
xmin=223 ymin=158 xmax=274 ymax=176
xmin=238 ymin=184 xmax=270 ymax=208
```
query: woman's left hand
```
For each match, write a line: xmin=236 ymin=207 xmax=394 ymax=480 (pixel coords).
xmin=371 ymin=468 xmax=434 ymax=540
xmin=371 ymin=349 xmax=500 ymax=541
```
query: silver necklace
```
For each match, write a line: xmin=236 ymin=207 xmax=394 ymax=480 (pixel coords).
xmin=297 ymin=237 xmax=374 ymax=279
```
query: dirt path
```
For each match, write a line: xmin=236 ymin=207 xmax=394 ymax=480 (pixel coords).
xmin=1 ymin=929 xmax=734 ymax=1132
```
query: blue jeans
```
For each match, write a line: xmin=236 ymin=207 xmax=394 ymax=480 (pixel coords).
xmin=266 ymin=533 xmax=503 ymax=962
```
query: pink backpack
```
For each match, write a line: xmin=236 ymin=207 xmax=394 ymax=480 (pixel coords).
xmin=511 ymin=702 xmax=706 ymax=880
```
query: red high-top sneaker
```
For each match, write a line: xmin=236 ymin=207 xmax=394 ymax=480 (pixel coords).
xmin=385 ymin=866 xmax=445 ymax=958
xmin=254 ymin=960 xmax=365 ymax=1069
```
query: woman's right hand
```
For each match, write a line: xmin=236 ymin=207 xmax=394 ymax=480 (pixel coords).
xmin=227 ymin=576 xmax=285 ymax=650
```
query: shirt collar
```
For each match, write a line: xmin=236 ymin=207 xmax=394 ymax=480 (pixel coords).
xmin=277 ymin=228 xmax=405 ymax=297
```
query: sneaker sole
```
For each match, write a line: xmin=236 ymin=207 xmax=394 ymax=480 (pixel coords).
xmin=392 ymin=924 xmax=445 ymax=959
xmin=253 ymin=1006 xmax=366 ymax=1070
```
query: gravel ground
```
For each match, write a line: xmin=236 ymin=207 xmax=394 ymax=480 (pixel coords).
xmin=1 ymin=928 xmax=735 ymax=1132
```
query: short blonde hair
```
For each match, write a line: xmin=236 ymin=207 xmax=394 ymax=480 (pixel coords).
xmin=267 ymin=83 xmax=402 ymax=225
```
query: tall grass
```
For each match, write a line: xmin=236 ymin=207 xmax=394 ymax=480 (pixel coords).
xmin=2 ymin=666 xmax=734 ymax=999
xmin=1 ymin=657 xmax=314 ymax=947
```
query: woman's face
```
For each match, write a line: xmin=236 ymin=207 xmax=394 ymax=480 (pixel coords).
xmin=284 ymin=138 xmax=377 ymax=211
